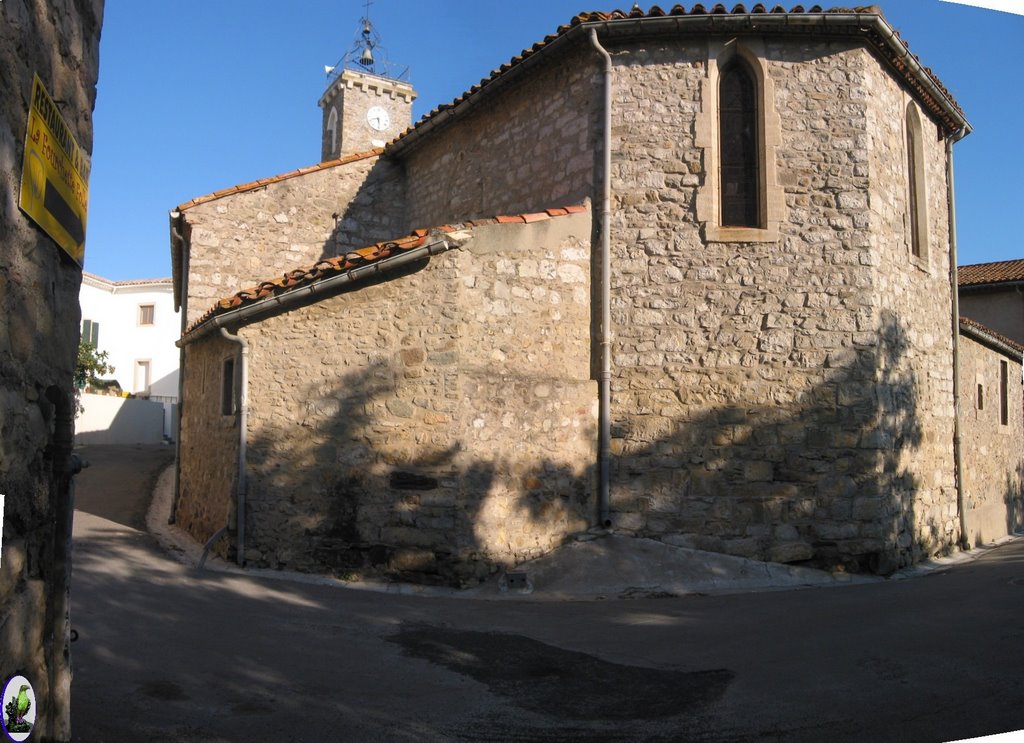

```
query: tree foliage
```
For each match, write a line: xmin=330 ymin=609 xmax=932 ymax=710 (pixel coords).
xmin=75 ymin=339 xmax=114 ymax=413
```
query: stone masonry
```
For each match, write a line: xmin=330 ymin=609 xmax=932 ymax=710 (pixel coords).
xmin=0 ymin=0 xmax=104 ymax=739
xmin=176 ymin=212 xmax=595 ymax=583
xmin=958 ymin=326 xmax=1024 ymax=546
xmin=173 ymin=8 xmax=998 ymax=585
xmin=176 ymin=153 xmax=406 ymax=327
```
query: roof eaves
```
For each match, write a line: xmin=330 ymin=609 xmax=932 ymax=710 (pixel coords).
xmin=958 ymin=258 xmax=1024 ymax=288
xmin=960 ymin=316 xmax=1024 ymax=360
xmin=180 ymin=203 xmax=591 ymax=343
xmin=385 ymin=5 xmax=969 ymax=158
xmin=174 ymin=148 xmax=383 ymax=213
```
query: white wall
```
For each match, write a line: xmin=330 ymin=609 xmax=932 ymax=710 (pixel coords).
xmin=75 ymin=393 xmax=166 ymax=445
xmin=79 ymin=274 xmax=179 ymax=397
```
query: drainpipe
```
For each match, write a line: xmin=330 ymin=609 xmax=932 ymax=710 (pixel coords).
xmin=219 ymin=327 xmax=248 ymax=566
xmin=947 ymin=132 xmax=969 ymax=550
xmin=591 ymin=28 xmax=613 ymax=528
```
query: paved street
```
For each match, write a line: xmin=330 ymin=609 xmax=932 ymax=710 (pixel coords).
xmin=70 ymin=446 xmax=1024 ymax=742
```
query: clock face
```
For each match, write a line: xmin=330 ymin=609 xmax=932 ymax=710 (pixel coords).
xmin=366 ymin=106 xmax=390 ymax=132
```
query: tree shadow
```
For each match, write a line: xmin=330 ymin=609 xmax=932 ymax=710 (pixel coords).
xmin=317 ymin=157 xmax=408 ymax=262
xmin=608 ymin=311 xmax=928 ymax=575
xmin=225 ymin=308 xmax=946 ymax=586
xmin=1005 ymin=460 xmax=1024 ymax=537
xmin=242 ymin=360 xmax=593 ymax=587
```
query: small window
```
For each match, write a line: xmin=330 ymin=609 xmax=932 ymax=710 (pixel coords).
xmin=977 ymin=383 xmax=984 ymax=411
xmin=82 ymin=319 xmax=99 ymax=346
xmin=1000 ymin=360 xmax=1009 ymax=426
xmin=906 ymin=103 xmax=928 ymax=260
xmin=719 ymin=58 xmax=760 ymax=228
xmin=139 ymin=304 xmax=155 ymax=325
xmin=221 ymin=358 xmax=236 ymax=416
xmin=327 ymin=106 xmax=339 ymax=158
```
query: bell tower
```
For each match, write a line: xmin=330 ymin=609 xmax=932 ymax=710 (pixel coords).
xmin=319 ymin=7 xmax=416 ymax=161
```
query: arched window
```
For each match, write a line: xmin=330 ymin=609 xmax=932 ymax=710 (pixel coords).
xmin=327 ymin=107 xmax=339 ymax=158
xmin=719 ymin=59 xmax=760 ymax=228
xmin=905 ymin=102 xmax=927 ymax=260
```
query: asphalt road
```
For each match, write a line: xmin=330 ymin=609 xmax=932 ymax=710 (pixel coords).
xmin=69 ymin=445 xmax=1024 ymax=742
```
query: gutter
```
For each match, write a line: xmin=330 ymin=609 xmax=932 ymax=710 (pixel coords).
xmin=959 ymin=319 xmax=1024 ymax=362
xmin=175 ymin=237 xmax=458 ymax=566
xmin=946 ymin=130 xmax=969 ymax=550
xmin=176 ymin=237 xmax=454 ymax=348
xmin=590 ymin=29 xmax=613 ymax=529
xmin=219 ymin=327 xmax=248 ymax=567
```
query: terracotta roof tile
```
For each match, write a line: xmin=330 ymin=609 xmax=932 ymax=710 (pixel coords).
xmin=960 ymin=316 xmax=1024 ymax=356
xmin=175 ymin=148 xmax=384 ymax=213
xmin=521 ymin=212 xmax=550 ymax=223
xmin=183 ymin=204 xmax=588 ymax=337
xmin=958 ymin=259 xmax=1024 ymax=288
xmin=82 ymin=272 xmax=172 ymax=287
xmin=387 ymin=5 xmax=966 ymax=155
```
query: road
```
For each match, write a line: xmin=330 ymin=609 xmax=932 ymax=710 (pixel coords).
xmin=70 ymin=445 xmax=1024 ymax=742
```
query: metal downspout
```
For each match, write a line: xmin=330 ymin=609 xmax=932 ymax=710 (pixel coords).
xmin=946 ymin=135 xmax=969 ymax=550
xmin=591 ymin=28 xmax=613 ymax=528
xmin=219 ymin=327 xmax=248 ymax=566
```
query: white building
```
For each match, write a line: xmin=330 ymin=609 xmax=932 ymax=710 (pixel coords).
xmin=78 ymin=272 xmax=179 ymax=437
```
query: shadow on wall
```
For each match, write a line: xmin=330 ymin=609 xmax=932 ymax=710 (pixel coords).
xmin=1005 ymin=461 xmax=1024 ymax=538
xmin=610 ymin=311 xmax=929 ymax=575
xmin=318 ymin=158 xmax=409 ymax=262
xmin=242 ymin=359 xmax=593 ymax=586
xmin=227 ymin=310 xmax=949 ymax=585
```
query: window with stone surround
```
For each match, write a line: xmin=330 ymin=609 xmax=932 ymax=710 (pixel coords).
xmin=1000 ymin=359 xmax=1009 ymax=426
xmin=695 ymin=40 xmax=783 ymax=243
xmin=719 ymin=58 xmax=759 ymax=228
xmin=905 ymin=102 xmax=928 ymax=262
xmin=327 ymin=107 xmax=339 ymax=159
xmin=221 ymin=357 xmax=236 ymax=416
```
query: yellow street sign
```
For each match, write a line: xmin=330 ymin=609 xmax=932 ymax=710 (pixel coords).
xmin=19 ymin=74 xmax=91 ymax=265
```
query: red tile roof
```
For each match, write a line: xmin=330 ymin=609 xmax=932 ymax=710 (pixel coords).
xmin=387 ymin=4 xmax=968 ymax=154
xmin=83 ymin=272 xmax=172 ymax=286
xmin=960 ymin=316 xmax=1024 ymax=357
xmin=172 ymin=6 xmax=967 ymax=222
xmin=958 ymin=259 xmax=1024 ymax=288
xmin=174 ymin=148 xmax=383 ymax=213
xmin=183 ymin=204 xmax=589 ymax=337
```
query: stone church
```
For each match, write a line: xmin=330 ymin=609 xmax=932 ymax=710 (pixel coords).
xmin=169 ymin=5 xmax=1023 ymax=585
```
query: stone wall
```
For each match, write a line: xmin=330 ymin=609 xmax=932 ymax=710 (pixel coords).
xmin=959 ymin=332 xmax=1024 ymax=546
xmin=179 ymin=154 xmax=406 ymax=325
xmin=175 ymin=26 xmax=999 ymax=582
xmin=174 ymin=335 xmax=240 ymax=551
xmin=862 ymin=51 xmax=958 ymax=565
xmin=0 ymin=0 xmax=103 ymax=739
xmin=192 ymin=211 xmax=596 ymax=584
xmin=401 ymin=45 xmax=599 ymax=229
xmin=602 ymin=36 xmax=958 ymax=573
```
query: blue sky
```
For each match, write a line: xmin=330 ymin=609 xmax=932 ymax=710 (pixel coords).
xmin=85 ymin=0 xmax=1024 ymax=280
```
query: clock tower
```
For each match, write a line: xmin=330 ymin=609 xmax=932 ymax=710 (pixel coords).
xmin=319 ymin=14 xmax=416 ymax=161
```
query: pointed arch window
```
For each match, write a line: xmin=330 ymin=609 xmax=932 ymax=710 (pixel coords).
xmin=326 ymin=107 xmax=339 ymax=159
xmin=905 ymin=102 xmax=928 ymax=261
xmin=719 ymin=58 xmax=760 ymax=228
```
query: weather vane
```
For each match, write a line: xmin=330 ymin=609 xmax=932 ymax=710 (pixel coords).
xmin=323 ymin=0 xmax=409 ymax=84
